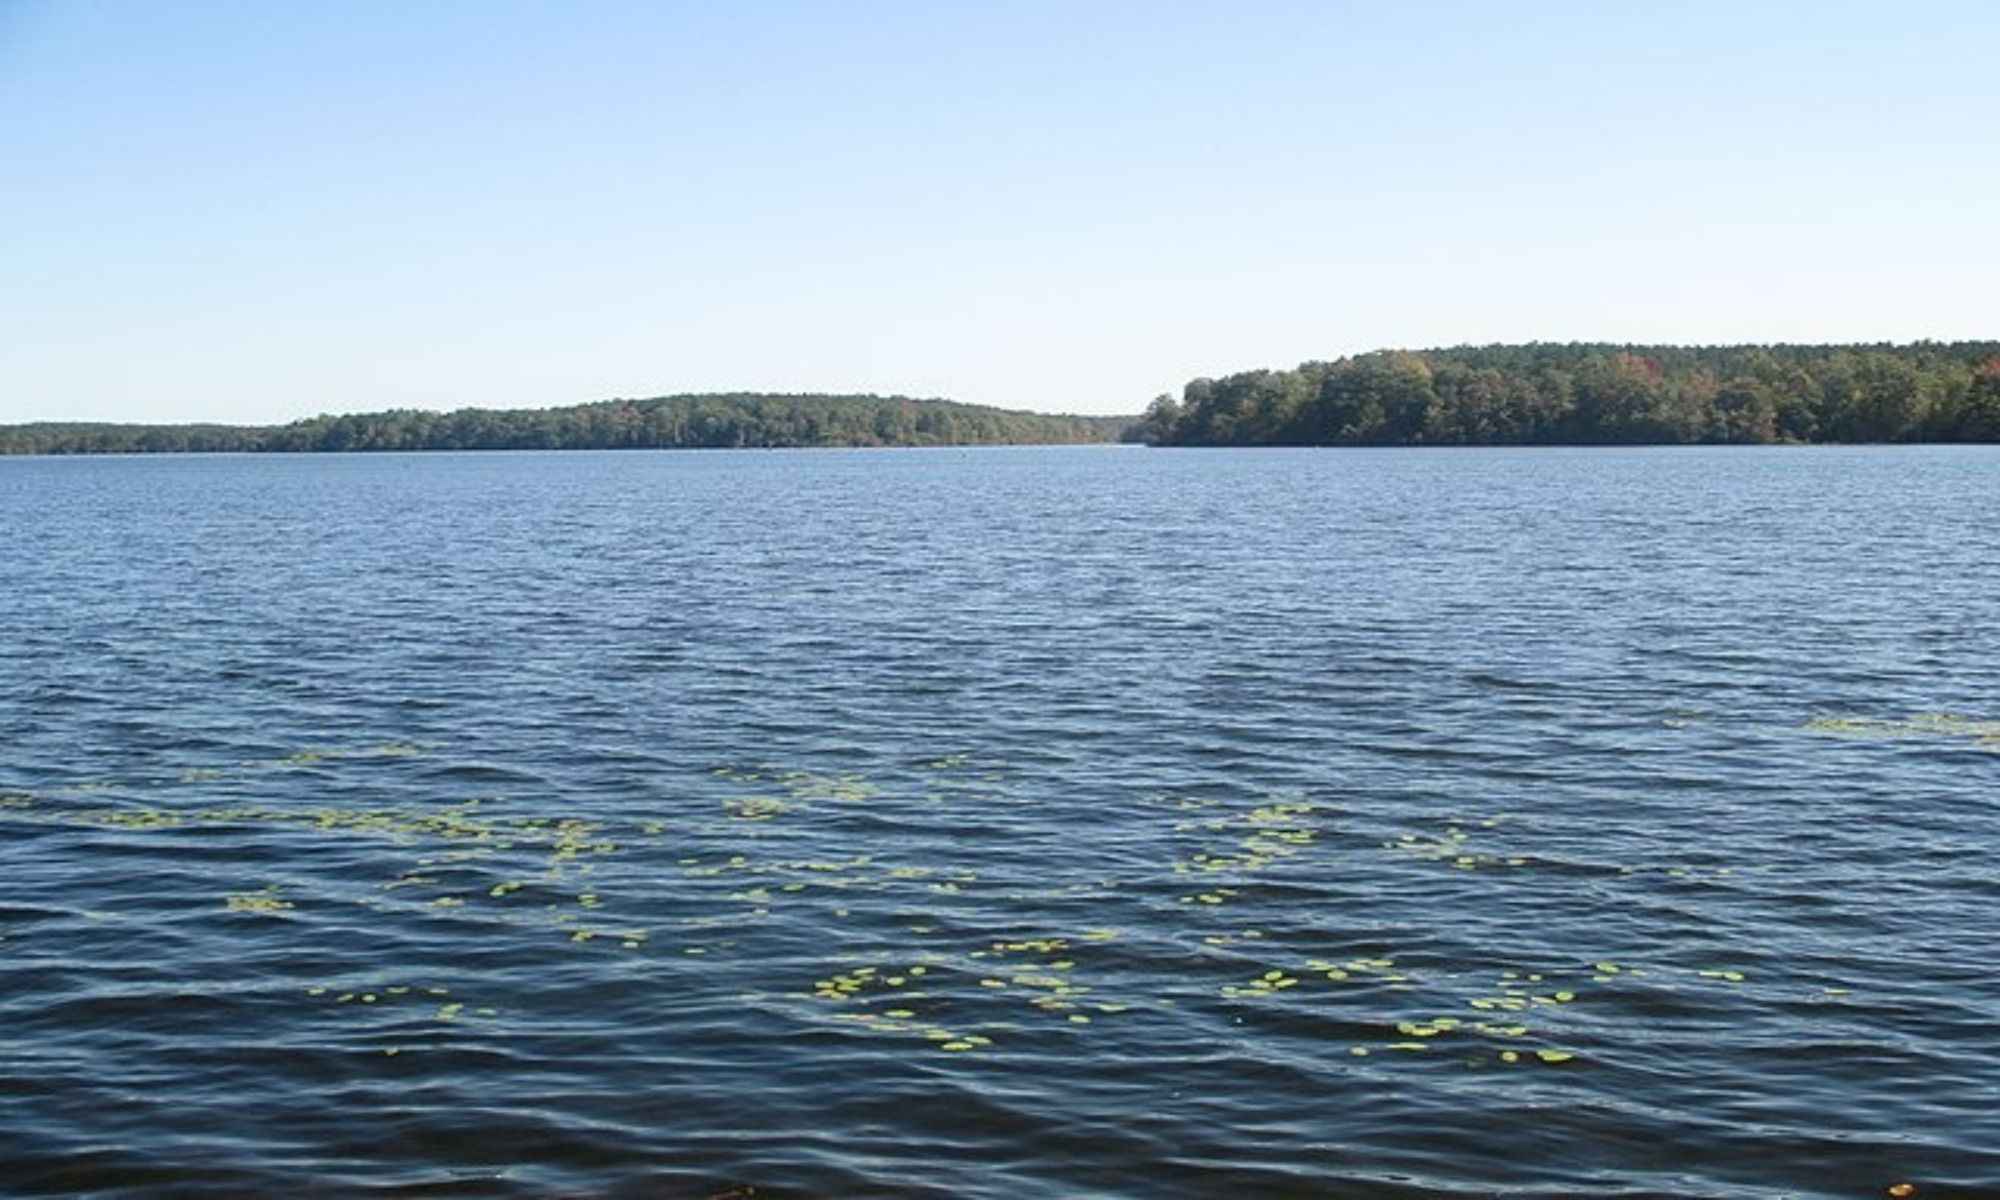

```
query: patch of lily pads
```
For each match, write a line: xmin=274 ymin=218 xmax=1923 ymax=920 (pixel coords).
xmin=1803 ymin=713 xmax=2000 ymax=747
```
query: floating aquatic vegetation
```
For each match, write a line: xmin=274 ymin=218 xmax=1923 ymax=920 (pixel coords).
xmin=224 ymin=886 xmax=294 ymax=915
xmin=811 ymin=966 xmax=908 ymax=1002
xmin=1804 ymin=713 xmax=2000 ymax=747
xmin=860 ymin=933 xmax=1146 ymax=1028
xmin=1463 ymin=966 xmax=1596 ymax=1013
xmin=1313 ymin=957 xmax=1408 ymax=985
xmin=1490 ymin=1047 xmax=1575 ymax=1066
xmin=989 ymin=937 xmax=1067 ymax=955
xmin=23 ymin=739 xmax=1678 ymax=1106
xmin=547 ymin=818 xmax=616 ymax=860
xmin=724 ymin=796 xmax=789 ymax=821
xmin=57 ymin=798 xmax=615 ymax=863
xmin=712 ymin=766 xmax=881 ymax=812
xmin=777 ymin=770 xmax=879 ymax=804
xmin=313 ymin=979 xmax=490 ymax=1024
xmin=1220 ymin=968 xmax=1300 ymax=998
xmin=84 ymin=807 xmax=183 ymax=831
xmin=1214 ymin=955 xmax=1423 ymax=1003
xmin=1202 ymin=930 xmax=1266 ymax=948
xmin=1658 ymin=865 xmax=1734 ymax=882
xmin=799 ymin=961 xmax=1000 ymax=1053
xmin=257 ymin=743 xmax=427 ymax=770
xmin=1012 ymin=971 xmax=1090 ymax=1014
xmin=1382 ymin=816 xmax=1529 ymax=871
xmin=1174 ymin=799 xmax=1327 ymax=877
xmin=1347 ymin=1010 xmax=1569 ymax=1063
xmin=66 ymin=790 xmax=640 ymax=945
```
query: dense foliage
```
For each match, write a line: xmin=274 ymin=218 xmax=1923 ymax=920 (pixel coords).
xmin=0 ymin=394 xmax=1134 ymax=455
xmin=1137 ymin=343 xmax=2000 ymax=446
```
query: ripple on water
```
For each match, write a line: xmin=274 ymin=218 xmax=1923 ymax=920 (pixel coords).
xmin=2 ymin=446 xmax=1999 ymax=1198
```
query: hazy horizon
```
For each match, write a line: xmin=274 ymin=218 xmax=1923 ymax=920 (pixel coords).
xmin=6 ymin=1 xmax=1997 ymax=425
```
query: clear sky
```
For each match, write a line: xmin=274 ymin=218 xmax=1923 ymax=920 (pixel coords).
xmin=4 ymin=1 xmax=1996 ymax=424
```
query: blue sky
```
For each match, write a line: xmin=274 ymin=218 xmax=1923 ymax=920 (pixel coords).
xmin=4 ymin=1 xmax=1996 ymax=423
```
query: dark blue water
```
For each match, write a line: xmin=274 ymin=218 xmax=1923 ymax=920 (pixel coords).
xmin=3 ymin=446 xmax=1997 ymax=1199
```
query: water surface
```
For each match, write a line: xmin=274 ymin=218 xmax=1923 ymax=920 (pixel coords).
xmin=2 ymin=446 xmax=1997 ymax=1198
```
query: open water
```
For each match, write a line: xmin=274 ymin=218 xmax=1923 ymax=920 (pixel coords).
xmin=2 ymin=445 xmax=1997 ymax=1199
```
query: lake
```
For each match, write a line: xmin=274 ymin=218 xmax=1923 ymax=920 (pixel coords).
xmin=2 ymin=445 xmax=1997 ymax=1198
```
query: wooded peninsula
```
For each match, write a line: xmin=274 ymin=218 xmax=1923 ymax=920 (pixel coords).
xmin=1140 ymin=342 xmax=2000 ymax=446
xmin=0 ymin=393 xmax=1131 ymax=455
xmin=6 ymin=343 xmax=1998 ymax=454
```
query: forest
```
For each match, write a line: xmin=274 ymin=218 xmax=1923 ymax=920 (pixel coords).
xmin=0 ymin=393 xmax=1133 ymax=455
xmin=1135 ymin=343 xmax=2000 ymax=447
xmin=11 ymin=345 xmax=2000 ymax=455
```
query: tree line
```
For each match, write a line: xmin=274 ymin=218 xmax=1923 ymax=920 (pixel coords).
xmin=12 ymin=345 xmax=2000 ymax=455
xmin=0 ymin=394 xmax=1134 ymax=455
xmin=1136 ymin=343 xmax=2000 ymax=446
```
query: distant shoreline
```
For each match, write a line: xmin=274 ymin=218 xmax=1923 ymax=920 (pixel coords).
xmin=13 ymin=341 xmax=2000 ymax=454
xmin=0 ymin=393 xmax=1139 ymax=456
xmin=1137 ymin=341 xmax=2000 ymax=447
xmin=0 ymin=442 xmax=1159 ymax=458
